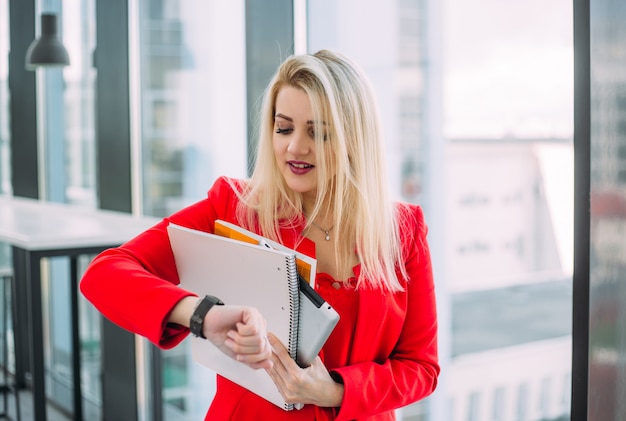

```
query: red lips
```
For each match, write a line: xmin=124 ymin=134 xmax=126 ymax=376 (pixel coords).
xmin=288 ymin=161 xmax=314 ymax=175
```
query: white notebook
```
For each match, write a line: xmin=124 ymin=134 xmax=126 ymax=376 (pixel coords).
xmin=167 ymin=223 xmax=300 ymax=410
xmin=212 ymin=220 xmax=339 ymax=368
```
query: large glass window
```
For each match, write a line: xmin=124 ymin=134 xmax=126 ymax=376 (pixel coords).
xmin=4 ymin=0 xmax=577 ymax=419
xmin=308 ymin=0 xmax=573 ymax=420
xmin=133 ymin=1 xmax=248 ymax=419
xmin=130 ymin=0 xmax=573 ymax=419
xmin=135 ymin=1 xmax=248 ymax=218
xmin=442 ymin=1 xmax=573 ymax=420
xmin=62 ymin=2 xmax=97 ymax=208
xmin=29 ymin=0 xmax=98 ymax=418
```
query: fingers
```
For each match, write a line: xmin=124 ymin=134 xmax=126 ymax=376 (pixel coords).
xmin=237 ymin=308 xmax=267 ymax=337
xmin=268 ymin=333 xmax=292 ymax=360
xmin=267 ymin=333 xmax=296 ymax=376
xmin=266 ymin=334 xmax=308 ymax=406
xmin=226 ymin=329 xmax=264 ymax=351
xmin=220 ymin=306 xmax=268 ymax=348
xmin=206 ymin=305 xmax=278 ymax=369
xmin=225 ymin=331 xmax=273 ymax=370
xmin=265 ymin=338 xmax=288 ymax=397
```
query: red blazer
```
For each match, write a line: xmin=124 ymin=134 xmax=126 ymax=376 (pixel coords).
xmin=80 ymin=177 xmax=439 ymax=421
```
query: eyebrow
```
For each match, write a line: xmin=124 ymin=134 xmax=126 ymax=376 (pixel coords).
xmin=274 ymin=113 xmax=326 ymax=126
xmin=275 ymin=113 xmax=293 ymax=122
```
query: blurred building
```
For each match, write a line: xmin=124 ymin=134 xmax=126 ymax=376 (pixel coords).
xmin=445 ymin=138 xmax=572 ymax=421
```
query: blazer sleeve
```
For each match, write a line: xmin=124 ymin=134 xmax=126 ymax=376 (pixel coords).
xmin=329 ymin=205 xmax=440 ymax=420
xmin=79 ymin=176 xmax=239 ymax=348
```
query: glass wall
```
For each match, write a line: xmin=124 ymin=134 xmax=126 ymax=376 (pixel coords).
xmin=444 ymin=1 xmax=572 ymax=420
xmin=62 ymin=1 xmax=97 ymax=208
xmin=31 ymin=0 xmax=98 ymax=418
xmin=2 ymin=0 xmax=572 ymax=419
xmin=444 ymin=1 xmax=573 ymax=420
xmin=307 ymin=0 xmax=573 ymax=420
xmin=58 ymin=6 xmax=100 ymax=414
xmin=35 ymin=1 xmax=96 ymax=206
xmin=127 ymin=0 xmax=574 ymax=420
xmin=133 ymin=1 xmax=248 ymax=419
xmin=0 ymin=0 xmax=99 ymax=417
xmin=135 ymin=1 xmax=248 ymax=218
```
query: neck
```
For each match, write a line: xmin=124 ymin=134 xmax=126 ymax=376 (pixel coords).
xmin=303 ymin=210 xmax=333 ymax=228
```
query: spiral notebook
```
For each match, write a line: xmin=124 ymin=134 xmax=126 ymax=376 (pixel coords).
xmin=213 ymin=220 xmax=339 ymax=368
xmin=167 ymin=223 xmax=301 ymax=410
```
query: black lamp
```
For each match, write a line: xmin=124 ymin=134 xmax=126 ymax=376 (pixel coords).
xmin=25 ymin=13 xmax=70 ymax=70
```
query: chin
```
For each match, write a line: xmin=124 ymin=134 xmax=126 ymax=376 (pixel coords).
xmin=285 ymin=180 xmax=316 ymax=195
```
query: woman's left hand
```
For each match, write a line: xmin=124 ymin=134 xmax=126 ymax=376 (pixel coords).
xmin=265 ymin=333 xmax=344 ymax=408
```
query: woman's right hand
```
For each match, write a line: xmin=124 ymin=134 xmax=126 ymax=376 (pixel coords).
xmin=204 ymin=305 xmax=273 ymax=370
xmin=169 ymin=297 xmax=272 ymax=370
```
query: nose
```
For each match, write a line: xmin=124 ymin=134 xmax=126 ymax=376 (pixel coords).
xmin=287 ymin=131 xmax=310 ymax=156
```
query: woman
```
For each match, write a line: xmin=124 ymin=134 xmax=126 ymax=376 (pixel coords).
xmin=81 ymin=49 xmax=439 ymax=420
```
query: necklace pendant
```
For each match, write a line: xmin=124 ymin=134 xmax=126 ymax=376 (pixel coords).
xmin=308 ymin=219 xmax=334 ymax=241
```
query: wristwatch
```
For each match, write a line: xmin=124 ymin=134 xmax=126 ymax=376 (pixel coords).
xmin=190 ymin=295 xmax=224 ymax=339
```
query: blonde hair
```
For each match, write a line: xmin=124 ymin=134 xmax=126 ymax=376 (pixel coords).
xmin=235 ymin=49 xmax=406 ymax=291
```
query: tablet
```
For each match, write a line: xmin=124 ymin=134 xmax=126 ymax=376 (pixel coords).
xmin=297 ymin=275 xmax=340 ymax=367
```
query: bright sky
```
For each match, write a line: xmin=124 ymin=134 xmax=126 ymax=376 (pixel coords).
xmin=443 ymin=0 xmax=574 ymax=139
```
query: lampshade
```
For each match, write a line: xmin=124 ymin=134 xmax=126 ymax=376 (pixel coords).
xmin=25 ymin=13 xmax=70 ymax=70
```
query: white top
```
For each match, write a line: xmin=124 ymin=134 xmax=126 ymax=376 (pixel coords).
xmin=0 ymin=195 xmax=160 ymax=251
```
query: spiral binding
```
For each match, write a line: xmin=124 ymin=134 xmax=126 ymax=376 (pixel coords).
xmin=284 ymin=254 xmax=300 ymax=411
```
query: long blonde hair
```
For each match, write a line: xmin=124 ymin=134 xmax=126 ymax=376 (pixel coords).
xmin=235 ymin=50 xmax=406 ymax=291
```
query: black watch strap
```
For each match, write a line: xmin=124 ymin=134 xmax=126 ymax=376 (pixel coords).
xmin=190 ymin=295 xmax=224 ymax=339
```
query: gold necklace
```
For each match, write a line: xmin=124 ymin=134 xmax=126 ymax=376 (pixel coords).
xmin=310 ymin=221 xmax=334 ymax=241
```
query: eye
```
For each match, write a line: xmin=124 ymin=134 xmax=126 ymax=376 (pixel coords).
xmin=308 ymin=127 xmax=328 ymax=141
xmin=275 ymin=127 xmax=293 ymax=135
